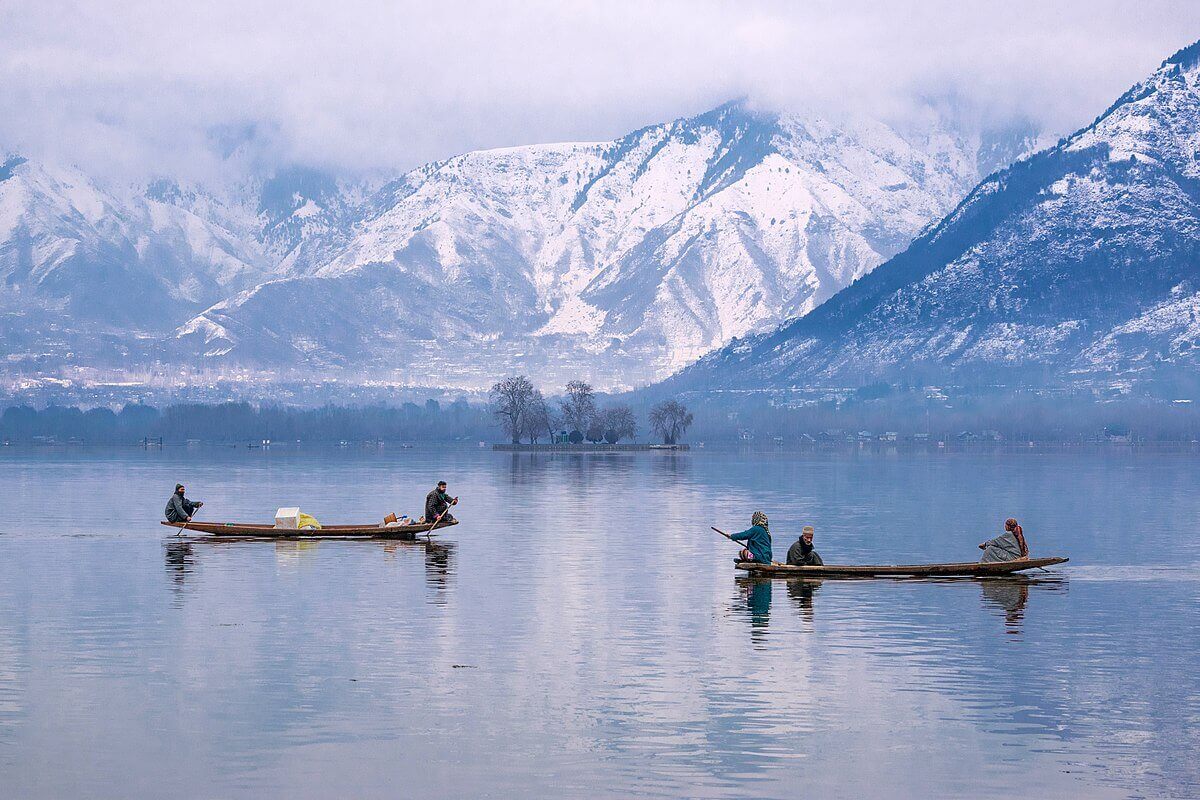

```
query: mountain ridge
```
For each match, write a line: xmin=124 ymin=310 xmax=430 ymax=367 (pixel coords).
xmin=1 ymin=101 xmax=1035 ymax=392
xmin=660 ymin=42 xmax=1200 ymax=393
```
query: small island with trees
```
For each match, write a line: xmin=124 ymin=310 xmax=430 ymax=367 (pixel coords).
xmin=489 ymin=376 xmax=692 ymax=451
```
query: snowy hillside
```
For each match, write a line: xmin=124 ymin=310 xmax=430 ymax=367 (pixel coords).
xmin=0 ymin=157 xmax=271 ymax=326
xmin=665 ymin=44 xmax=1200 ymax=392
xmin=175 ymin=102 xmax=1017 ymax=389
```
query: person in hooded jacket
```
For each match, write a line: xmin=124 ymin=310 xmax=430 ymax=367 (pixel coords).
xmin=730 ymin=511 xmax=773 ymax=563
xmin=164 ymin=484 xmax=202 ymax=523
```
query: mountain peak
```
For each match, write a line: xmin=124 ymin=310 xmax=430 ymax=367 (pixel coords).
xmin=1162 ymin=38 xmax=1200 ymax=69
xmin=664 ymin=39 xmax=1200 ymax=391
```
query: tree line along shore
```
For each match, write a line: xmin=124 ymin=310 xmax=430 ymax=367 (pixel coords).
xmin=0 ymin=382 xmax=1197 ymax=445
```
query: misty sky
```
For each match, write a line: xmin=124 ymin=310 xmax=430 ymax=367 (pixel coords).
xmin=3 ymin=0 xmax=1200 ymax=184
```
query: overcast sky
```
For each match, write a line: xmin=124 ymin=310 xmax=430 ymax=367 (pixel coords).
xmin=3 ymin=0 xmax=1200 ymax=184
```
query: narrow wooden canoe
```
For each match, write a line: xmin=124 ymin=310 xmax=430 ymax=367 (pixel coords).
xmin=161 ymin=519 xmax=458 ymax=539
xmin=736 ymin=556 xmax=1068 ymax=578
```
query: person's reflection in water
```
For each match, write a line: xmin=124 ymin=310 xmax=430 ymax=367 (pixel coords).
xmin=980 ymin=578 xmax=1029 ymax=634
xmin=424 ymin=541 xmax=457 ymax=596
xmin=735 ymin=577 xmax=772 ymax=645
xmin=786 ymin=578 xmax=822 ymax=624
xmin=163 ymin=540 xmax=194 ymax=593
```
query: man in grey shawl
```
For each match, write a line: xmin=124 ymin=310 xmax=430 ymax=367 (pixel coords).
xmin=979 ymin=518 xmax=1028 ymax=562
xmin=165 ymin=483 xmax=203 ymax=523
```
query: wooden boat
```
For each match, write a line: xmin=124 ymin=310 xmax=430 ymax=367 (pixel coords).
xmin=736 ymin=556 xmax=1068 ymax=578
xmin=161 ymin=518 xmax=458 ymax=540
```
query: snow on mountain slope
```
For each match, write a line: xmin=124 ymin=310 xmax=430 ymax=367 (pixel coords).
xmin=0 ymin=155 xmax=267 ymax=334
xmin=664 ymin=44 xmax=1200 ymax=392
xmin=178 ymin=102 xmax=1007 ymax=389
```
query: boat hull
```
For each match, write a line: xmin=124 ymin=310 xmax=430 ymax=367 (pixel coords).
xmin=736 ymin=556 xmax=1068 ymax=578
xmin=161 ymin=519 xmax=459 ymax=539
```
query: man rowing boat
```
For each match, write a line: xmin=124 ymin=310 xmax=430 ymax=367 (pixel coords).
xmin=979 ymin=518 xmax=1029 ymax=562
xmin=425 ymin=481 xmax=458 ymax=524
xmin=730 ymin=511 xmax=772 ymax=563
xmin=164 ymin=483 xmax=203 ymax=523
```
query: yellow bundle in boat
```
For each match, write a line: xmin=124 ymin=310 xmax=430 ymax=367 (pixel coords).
xmin=297 ymin=513 xmax=321 ymax=530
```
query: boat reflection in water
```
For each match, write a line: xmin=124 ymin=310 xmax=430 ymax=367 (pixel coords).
xmin=168 ymin=535 xmax=458 ymax=597
xmin=733 ymin=573 xmax=1067 ymax=638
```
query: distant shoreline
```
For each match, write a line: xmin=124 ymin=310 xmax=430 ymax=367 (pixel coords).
xmin=492 ymin=443 xmax=690 ymax=452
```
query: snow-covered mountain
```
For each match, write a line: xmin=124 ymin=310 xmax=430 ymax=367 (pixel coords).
xmin=663 ymin=44 xmax=1200 ymax=393
xmin=173 ymin=102 xmax=1024 ymax=389
xmin=0 ymin=157 xmax=267 ymax=328
xmin=0 ymin=102 xmax=1035 ymax=391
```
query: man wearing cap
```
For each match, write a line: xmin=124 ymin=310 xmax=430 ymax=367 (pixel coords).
xmin=787 ymin=525 xmax=824 ymax=566
xmin=164 ymin=483 xmax=203 ymax=523
xmin=424 ymin=481 xmax=458 ymax=524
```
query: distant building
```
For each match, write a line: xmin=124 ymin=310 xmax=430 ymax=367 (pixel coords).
xmin=880 ymin=431 xmax=898 ymax=442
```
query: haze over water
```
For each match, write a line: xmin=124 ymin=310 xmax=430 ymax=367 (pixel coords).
xmin=0 ymin=447 xmax=1196 ymax=799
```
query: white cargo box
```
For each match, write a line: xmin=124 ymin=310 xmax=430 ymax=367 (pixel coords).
xmin=274 ymin=507 xmax=301 ymax=529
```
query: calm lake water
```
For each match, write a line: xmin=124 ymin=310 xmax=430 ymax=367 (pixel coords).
xmin=0 ymin=446 xmax=1197 ymax=799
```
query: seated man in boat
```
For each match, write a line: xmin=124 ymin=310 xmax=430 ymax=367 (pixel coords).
xmin=731 ymin=511 xmax=772 ymax=563
xmin=787 ymin=525 xmax=824 ymax=566
xmin=979 ymin=518 xmax=1028 ymax=562
xmin=164 ymin=483 xmax=203 ymax=523
xmin=424 ymin=481 xmax=458 ymax=524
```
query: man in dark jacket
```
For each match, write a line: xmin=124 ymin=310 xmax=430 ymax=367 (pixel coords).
xmin=425 ymin=481 xmax=457 ymax=524
xmin=787 ymin=525 xmax=823 ymax=566
xmin=164 ymin=484 xmax=203 ymax=523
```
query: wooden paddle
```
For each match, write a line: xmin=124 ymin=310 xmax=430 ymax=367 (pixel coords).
xmin=712 ymin=526 xmax=782 ymax=566
xmin=175 ymin=503 xmax=202 ymax=537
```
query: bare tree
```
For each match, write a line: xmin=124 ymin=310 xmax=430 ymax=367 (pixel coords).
xmin=649 ymin=399 xmax=693 ymax=445
xmin=490 ymin=375 xmax=535 ymax=444
xmin=559 ymin=380 xmax=597 ymax=436
xmin=522 ymin=390 xmax=556 ymax=444
xmin=601 ymin=405 xmax=638 ymax=443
